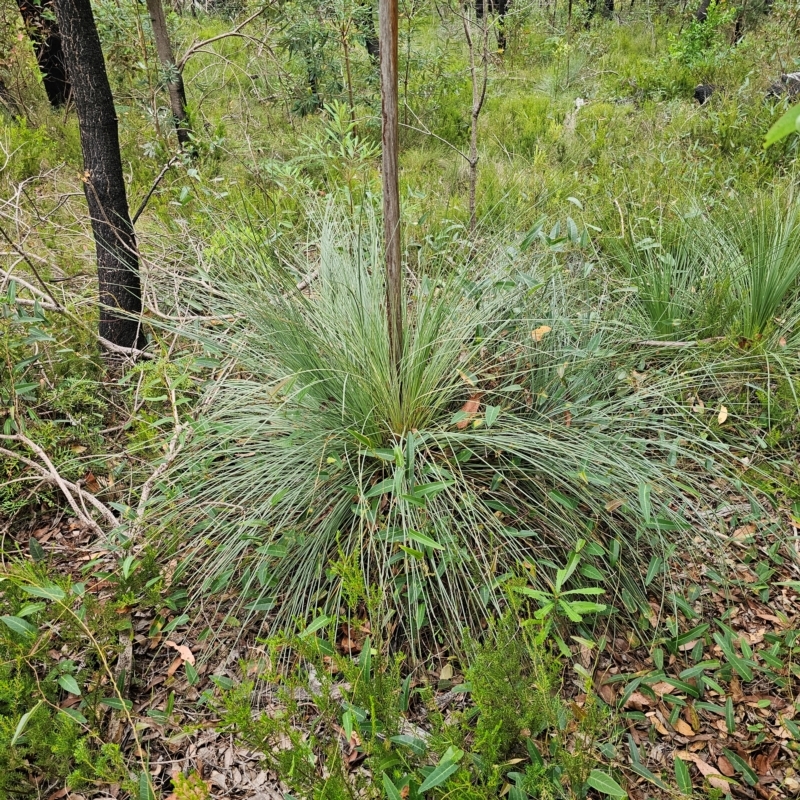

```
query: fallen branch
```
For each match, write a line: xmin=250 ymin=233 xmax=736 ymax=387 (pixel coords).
xmin=98 ymin=336 xmax=155 ymax=360
xmin=637 ymin=337 xmax=725 ymax=348
xmin=0 ymin=434 xmax=118 ymax=533
xmin=177 ymin=7 xmax=268 ymax=72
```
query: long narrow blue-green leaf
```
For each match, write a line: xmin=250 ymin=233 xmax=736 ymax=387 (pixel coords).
xmin=11 ymin=701 xmax=42 ymax=746
xmin=586 ymin=769 xmax=627 ymax=797
xmin=418 ymin=761 xmax=460 ymax=793
xmin=765 ymin=101 xmax=800 ymax=148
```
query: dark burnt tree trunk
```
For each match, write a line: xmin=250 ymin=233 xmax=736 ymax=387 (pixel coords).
xmin=475 ymin=0 xmax=509 ymax=49
xmin=53 ymin=0 xmax=144 ymax=349
xmin=16 ymin=0 xmax=70 ymax=107
xmin=602 ymin=0 xmax=614 ymax=17
xmin=0 ymin=79 xmax=20 ymax=116
xmin=145 ymin=0 xmax=193 ymax=150
xmin=695 ymin=0 xmax=711 ymax=21
xmin=356 ymin=0 xmax=379 ymax=63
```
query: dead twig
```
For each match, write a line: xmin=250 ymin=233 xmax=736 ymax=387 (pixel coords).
xmin=0 ymin=434 xmax=118 ymax=533
xmin=177 ymin=7 xmax=269 ymax=72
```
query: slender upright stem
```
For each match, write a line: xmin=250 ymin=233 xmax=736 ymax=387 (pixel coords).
xmin=380 ymin=0 xmax=403 ymax=377
xmin=146 ymin=0 xmax=194 ymax=151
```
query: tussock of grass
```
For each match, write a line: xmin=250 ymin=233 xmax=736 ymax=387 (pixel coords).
xmin=153 ymin=207 xmax=730 ymax=645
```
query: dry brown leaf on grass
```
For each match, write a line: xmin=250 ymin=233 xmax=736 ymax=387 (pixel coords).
xmin=165 ymin=640 xmax=195 ymax=665
xmin=531 ymin=325 xmax=552 ymax=342
xmin=456 ymin=392 xmax=483 ymax=429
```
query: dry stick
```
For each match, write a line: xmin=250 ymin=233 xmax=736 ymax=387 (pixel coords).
xmin=0 ymin=221 xmax=64 ymax=310
xmin=130 ymin=375 xmax=185 ymax=540
xmin=132 ymin=154 xmax=181 ymax=225
xmin=0 ymin=218 xmax=149 ymax=358
xmin=177 ymin=6 xmax=269 ymax=71
xmin=637 ymin=337 xmax=726 ymax=348
xmin=0 ymin=439 xmax=117 ymax=534
xmin=456 ymin=1 xmax=489 ymax=233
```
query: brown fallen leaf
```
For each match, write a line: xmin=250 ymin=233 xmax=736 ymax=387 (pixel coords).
xmin=83 ymin=471 xmax=100 ymax=493
xmin=624 ymin=691 xmax=653 ymax=710
xmin=672 ymin=718 xmax=695 ymax=737
xmin=717 ymin=755 xmax=736 ymax=777
xmin=675 ymin=750 xmax=732 ymax=792
xmin=456 ymin=392 xmax=483 ymax=430
xmin=165 ymin=640 xmax=195 ymax=665
xmin=166 ymin=655 xmax=183 ymax=678
xmin=650 ymin=681 xmax=675 ymax=697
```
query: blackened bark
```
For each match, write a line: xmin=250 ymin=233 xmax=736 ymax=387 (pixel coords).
xmin=695 ymin=0 xmax=711 ymax=21
xmin=475 ymin=0 xmax=509 ymax=49
xmin=16 ymin=0 xmax=70 ymax=107
xmin=602 ymin=0 xmax=614 ymax=17
xmin=145 ymin=0 xmax=193 ymax=150
xmin=356 ymin=0 xmax=379 ymax=63
xmin=53 ymin=0 xmax=144 ymax=349
xmin=0 ymin=79 xmax=19 ymax=116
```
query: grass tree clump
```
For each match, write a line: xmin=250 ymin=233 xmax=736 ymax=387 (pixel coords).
xmin=615 ymin=196 xmax=800 ymax=346
xmin=155 ymin=209 xmax=728 ymax=645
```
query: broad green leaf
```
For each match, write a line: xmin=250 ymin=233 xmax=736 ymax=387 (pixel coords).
xmin=406 ymin=530 xmax=444 ymax=550
xmin=418 ymin=760 xmax=460 ymax=793
xmin=22 ymin=584 xmax=65 ymax=602
xmin=11 ymin=701 xmax=42 ymax=745
xmin=725 ymin=696 xmax=735 ymax=734
xmin=382 ymin=773 xmax=403 ymax=800
xmin=722 ymin=748 xmax=758 ymax=787
xmin=485 ymin=405 xmax=501 ymax=427
xmin=59 ymin=707 xmax=88 ymax=725
xmin=58 ymin=674 xmax=81 ymax=696
xmin=586 ymin=769 xmax=627 ymax=797
xmin=674 ymin=756 xmax=692 ymax=795
xmin=299 ymin=615 xmax=331 ymax=638
xmin=100 ymin=697 xmax=133 ymax=711
xmin=1 ymin=615 xmax=37 ymax=637
xmin=389 ymin=734 xmax=427 ymax=757
xmin=764 ymin=101 xmax=800 ymax=148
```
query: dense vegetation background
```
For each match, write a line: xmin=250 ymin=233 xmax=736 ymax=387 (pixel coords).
xmin=1 ymin=0 xmax=800 ymax=797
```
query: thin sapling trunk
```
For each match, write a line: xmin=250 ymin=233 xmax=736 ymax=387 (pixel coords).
xmin=145 ymin=0 xmax=194 ymax=151
xmin=379 ymin=0 xmax=403 ymax=377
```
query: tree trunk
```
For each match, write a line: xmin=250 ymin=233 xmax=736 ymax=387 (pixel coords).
xmin=0 ymin=79 xmax=19 ymax=116
xmin=695 ymin=0 xmax=711 ymax=21
xmin=379 ymin=0 xmax=402 ymax=377
xmin=53 ymin=0 xmax=144 ymax=350
xmin=357 ymin=0 xmax=379 ymax=63
xmin=16 ymin=0 xmax=71 ymax=108
xmin=464 ymin=2 xmax=489 ymax=233
xmin=145 ymin=0 xmax=193 ymax=150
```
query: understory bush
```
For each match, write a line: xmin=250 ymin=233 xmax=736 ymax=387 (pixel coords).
xmin=152 ymin=205 xmax=732 ymax=646
xmin=221 ymin=611 xmax=617 ymax=800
